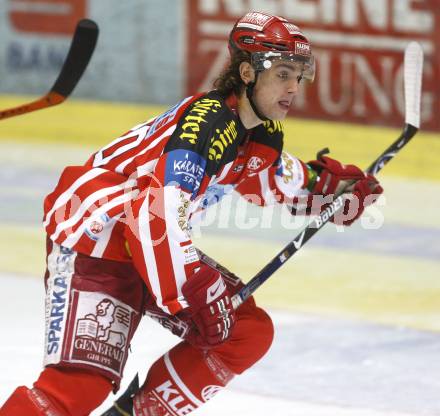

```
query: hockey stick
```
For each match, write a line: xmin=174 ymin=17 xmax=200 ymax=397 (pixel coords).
xmin=0 ymin=19 xmax=98 ymax=120
xmin=202 ymin=41 xmax=424 ymax=310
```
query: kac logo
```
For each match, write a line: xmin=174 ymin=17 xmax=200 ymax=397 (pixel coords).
xmin=247 ymin=156 xmax=264 ymax=171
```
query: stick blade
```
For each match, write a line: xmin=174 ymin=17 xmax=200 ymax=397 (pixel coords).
xmin=51 ymin=19 xmax=99 ymax=97
xmin=404 ymin=41 xmax=424 ymax=129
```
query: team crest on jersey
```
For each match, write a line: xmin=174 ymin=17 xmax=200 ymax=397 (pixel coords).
xmin=247 ymin=156 xmax=265 ymax=171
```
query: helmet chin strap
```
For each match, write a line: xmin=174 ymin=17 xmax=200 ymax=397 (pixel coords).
xmin=245 ymin=75 xmax=270 ymax=122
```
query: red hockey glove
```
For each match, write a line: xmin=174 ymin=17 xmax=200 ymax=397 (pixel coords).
xmin=180 ymin=265 xmax=236 ymax=349
xmin=305 ymin=154 xmax=383 ymax=225
xmin=334 ymin=173 xmax=383 ymax=226
xmin=306 ymin=155 xmax=365 ymax=195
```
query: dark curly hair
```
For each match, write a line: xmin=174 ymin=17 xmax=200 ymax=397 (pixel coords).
xmin=213 ymin=50 xmax=251 ymax=97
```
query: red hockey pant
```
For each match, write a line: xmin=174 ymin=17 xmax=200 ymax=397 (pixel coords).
xmin=0 ymin=248 xmax=274 ymax=415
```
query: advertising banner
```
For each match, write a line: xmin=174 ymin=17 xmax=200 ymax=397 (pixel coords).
xmin=186 ymin=1 xmax=440 ymax=131
xmin=0 ymin=0 xmax=184 ymax=104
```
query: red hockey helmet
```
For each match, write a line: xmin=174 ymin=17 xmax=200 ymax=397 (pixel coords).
xmin=229 ymin=11 xmax=315 ymax=82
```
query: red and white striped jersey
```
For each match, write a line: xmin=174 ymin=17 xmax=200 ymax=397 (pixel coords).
xmin=43 ymin=91 xmax=309 ymax=314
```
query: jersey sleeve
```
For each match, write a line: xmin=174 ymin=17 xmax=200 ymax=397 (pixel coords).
xmin=124 ymin=96 xmax=225 ymax=315
xmin=236 ymin=150 xmax=310 ymax=206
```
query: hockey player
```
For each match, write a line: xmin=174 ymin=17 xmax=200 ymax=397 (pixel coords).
xmin=0 ymin=11 xmax=382 ymax=416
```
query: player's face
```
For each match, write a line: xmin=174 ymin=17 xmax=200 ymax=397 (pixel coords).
xmin=252 ymin=61 xmax=301 ymax=120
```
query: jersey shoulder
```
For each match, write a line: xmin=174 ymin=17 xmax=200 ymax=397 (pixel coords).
xmin=165 ymin=91 xmax=232 ymax=152
xmin=165 ymin=91 xmax=246 ymax=175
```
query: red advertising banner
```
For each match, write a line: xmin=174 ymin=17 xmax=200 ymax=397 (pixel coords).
xmin=186 ymin=1 xmax=440 ymax=131
xmin=9 ymin=0 xmax=87 ymax=35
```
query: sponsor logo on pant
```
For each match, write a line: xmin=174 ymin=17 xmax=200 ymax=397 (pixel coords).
xmin=153 ymin=380 xmax=196 ymax=415
xmin=68 ymin=292 xmax=136 ymax=376
xmin=45 ymin=245 xmax=75 ymax=361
